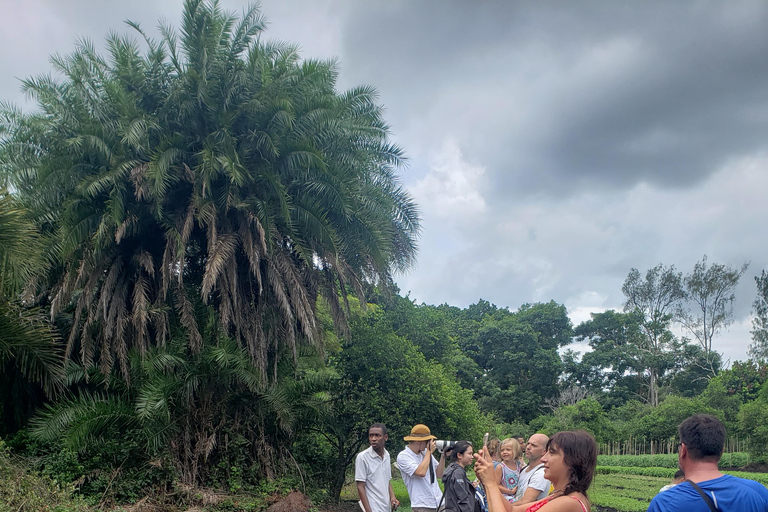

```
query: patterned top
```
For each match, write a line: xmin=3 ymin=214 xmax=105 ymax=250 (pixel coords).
xmin=500 ymin=460 xmax=523 ymax=501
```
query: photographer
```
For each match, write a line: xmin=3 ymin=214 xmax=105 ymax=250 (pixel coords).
xmin=397 ymin=424 xmax=446 ymax=512
xmin=442 ymin=441 xmax=482 ymax=512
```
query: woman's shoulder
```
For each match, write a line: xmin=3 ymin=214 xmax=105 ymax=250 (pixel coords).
xmin=536 ymin=493 xmax=589 ymax=512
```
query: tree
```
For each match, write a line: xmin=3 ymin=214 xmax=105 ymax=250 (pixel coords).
xmin=622 ymin=264 xmax=685 ymax=406
xmin=0 ymin=0 xmax=420 ymax=382
xmin=680 ymin=255 xmax=747 ymax=364
xmin=749 ymin=270 xmax=768 ymax=361
xmin=470 ymin=301 xmax=571 ymax=422
xmin=317 ymin=304 xmax=485 ymax=502
xmin=0 ymin=192 xmax=63 ymax=433
xmin=1 ymin=0 xmax=420 ymax=484
xmin=31 ymin=335 xmax=335 ymax=486
xmin=564 ymin=310 xmax=648 ymax=408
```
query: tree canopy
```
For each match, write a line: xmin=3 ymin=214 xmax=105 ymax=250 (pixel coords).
xmin=0 ymin=0 xmax=420 ymax=381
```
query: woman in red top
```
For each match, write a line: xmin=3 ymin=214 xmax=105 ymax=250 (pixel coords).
xmin=474 ymin=430 xmax=597 ymax=512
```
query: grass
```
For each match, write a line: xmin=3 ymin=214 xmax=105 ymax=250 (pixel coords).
xmin=341 ymin=469 xmax=459 ymax=512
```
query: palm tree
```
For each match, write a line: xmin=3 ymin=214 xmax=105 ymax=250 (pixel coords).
xmin=31 ymin=335 xmax=335 ymax=485
xmin=1 ymin=0 xmax=419 ymax=482
xmin=1 ymin=0 xmax=420 ymax=380
xmin=0 ymin=191 xmax=63 ymax=433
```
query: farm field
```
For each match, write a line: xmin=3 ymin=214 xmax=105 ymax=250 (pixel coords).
xmin=591 ymin=472 xmax=668 ymax=512
xmin=341 ymin=455 xmax=768 ymax=512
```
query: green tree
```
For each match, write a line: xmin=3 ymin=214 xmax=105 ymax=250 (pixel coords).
xmin=680 ymin=255 xmax=747 ymax=370
xmin=471 ymin=301 xmax=571 ymax=423
xmin=533 ymin=397 xmax=614 ymax=443
xmin=749 ymin=270 xmax=768 ymax=361
xmin=634 ymin=395 xmax=714 ymax=445
xmin=316 ymin=305 xmax=485 ymax=501
xmin=565 ymin=310 xmax=647 ymax=408
xmin=1 ymin=0 xmax=420 ymax=486
xmin=0 ymin=192 xmax=63 ymax=433
xmin=31 ymin=333 xmax=334 ymax=486
xmin=622 ymin=264 xmax=685 ymax=406
xmin=1 ymin=0 xmax=420 ymax=381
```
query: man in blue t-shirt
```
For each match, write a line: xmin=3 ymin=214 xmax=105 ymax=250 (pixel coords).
xmin=648 ymin=414 xmax=768 ymax=512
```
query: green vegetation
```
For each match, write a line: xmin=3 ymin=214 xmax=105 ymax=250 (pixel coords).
xmin=2 ymin=1 xmax=768 ymax=511
xmin=591 ymin=467 xmax=768 ymax=511
xmin=598 ymin=452 xmax=752 ymax=469
xmin=0 ymin=441 xmax=90 ymax=512
xmin=591 ymin=473 xmax=666 ymax=512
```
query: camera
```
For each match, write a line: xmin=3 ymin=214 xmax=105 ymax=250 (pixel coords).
xmin=435 ymin=440 xmax=458 ymax=453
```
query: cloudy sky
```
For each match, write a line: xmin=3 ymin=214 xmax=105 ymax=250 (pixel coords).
xmin=2 ymin=0 xmax=767 ymax=363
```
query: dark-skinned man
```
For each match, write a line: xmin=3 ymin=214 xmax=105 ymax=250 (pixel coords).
xmin=356 ymin=423 xmax=399 ymax=512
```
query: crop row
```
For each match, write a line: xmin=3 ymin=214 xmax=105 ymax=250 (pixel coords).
xmin=596 ymin=465 xmax=768 ymax=485
xmin=597 ymin=452 xmax=751 ymax=469
xmin=591 ymin=472 xmax=665 ymax=511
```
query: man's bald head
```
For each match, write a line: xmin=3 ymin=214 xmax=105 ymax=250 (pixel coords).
xmin=525 ymin=433 xmax=549 ymax=465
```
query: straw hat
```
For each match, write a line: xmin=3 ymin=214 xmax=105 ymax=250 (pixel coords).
xmin=403 ymin=424 xmax=437 ymax=441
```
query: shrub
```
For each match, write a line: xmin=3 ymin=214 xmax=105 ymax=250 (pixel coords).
xmin=0 ymin=440 xmax=91 ymax=512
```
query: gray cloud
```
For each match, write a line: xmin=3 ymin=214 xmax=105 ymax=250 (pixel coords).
xmin=2 ymin=0 xmax=767 ymax=362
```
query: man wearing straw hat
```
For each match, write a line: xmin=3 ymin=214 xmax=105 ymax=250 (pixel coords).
xmin=396 ymin=424 xmax=447 ymax=512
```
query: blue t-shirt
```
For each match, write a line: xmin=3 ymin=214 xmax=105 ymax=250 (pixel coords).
xmin=648 ymin=474 xmax=768 ymax=512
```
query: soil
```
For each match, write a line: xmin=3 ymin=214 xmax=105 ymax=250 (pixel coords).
xmin=730 ymin=463 xmax=768 ymax=473
xmin=317 ymin=501 xmax=360 ymax=512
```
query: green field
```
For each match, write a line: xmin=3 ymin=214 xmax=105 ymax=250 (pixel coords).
xmin=342 ymin=460 xmax=768 ymax=512
xmin=591 ymin=465 xmax=768 ymax=511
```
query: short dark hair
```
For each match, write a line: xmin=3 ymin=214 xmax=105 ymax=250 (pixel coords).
xmin=678 ymin=414 xmax=725 ymax=462
xmin=369 ymin=423 xmax=387 ymax=436
xmin=673 ymin=469 xmax=685 ymax=479
xmin=546 ymin=430 xmax=597 ymax=497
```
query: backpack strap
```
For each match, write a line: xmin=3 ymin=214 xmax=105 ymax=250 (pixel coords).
xmin=685 ymin=480 xmax=719 ymax=512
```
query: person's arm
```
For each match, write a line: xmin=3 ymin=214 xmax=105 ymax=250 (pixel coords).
xmin=398 ymin=450 xmax=420 ymax=478
xmin=389 ymin=482 xmax=400 ymax=510
xmin=511 ymin=468 xmax=550 ymax=511
xmin=509 ymin=488 xmax=544 ymax=512
xmin=413 ymin=441 xmax=437 ymax=477
xmin=475 ymin=450 xmax=515 ymax=512
xmin=354 ymin=454 xmax=372 ymax=512
xmin=356 ymin=481 xmax=373 ymax=512
xmin=436 ymin=450 xmax=447 ymax=479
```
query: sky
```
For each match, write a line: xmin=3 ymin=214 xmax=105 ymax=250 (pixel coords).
xmin=2 ymin=0 xmax=767 ymax=363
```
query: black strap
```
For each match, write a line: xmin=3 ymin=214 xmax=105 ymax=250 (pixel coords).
xmin=685 ymin=480 xmax=718 ymax=512
xmin=429 ymin=456 xmax=435 ymax=483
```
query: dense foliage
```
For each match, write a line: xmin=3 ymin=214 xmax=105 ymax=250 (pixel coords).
xmin=2 ymin=1 xmax=768 ymax=510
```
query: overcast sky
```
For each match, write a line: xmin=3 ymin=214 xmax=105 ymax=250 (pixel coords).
xmin=2 ymin=0 xmax=767 ymax=363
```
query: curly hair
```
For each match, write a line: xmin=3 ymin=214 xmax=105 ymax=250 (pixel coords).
xmin=546 ymin=430 xmax=597 ymax=497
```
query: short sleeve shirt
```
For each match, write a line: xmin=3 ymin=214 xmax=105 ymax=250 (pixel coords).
xmin=515 ymin=463 xmax=550 ymax=503
xmin=396 ymin=447 xmax=443 ymax=508
xmin=355 ymin=446 xmax=392 ymax=512
xmin=648 ymin=475 xmax=768 ymax=512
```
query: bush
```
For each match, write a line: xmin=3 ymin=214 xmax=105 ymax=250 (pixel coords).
xmin=597 ymin=452 xmax=751 ymax=470
xmin=595 ymin=465 xmax=768 ymax=484
xmin=0 ymin=440 xmax=91 ymax=512
xmin=738 ymin=399 xmax=768 ymax=455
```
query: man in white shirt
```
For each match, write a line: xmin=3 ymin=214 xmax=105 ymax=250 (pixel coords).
xmin=396 ymin=424 xmax=446 ymax=512
xmin=356 ymin=423 xmax=399 ymax=512
xmin=509 ymin=433 xmax=551 ymax=512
